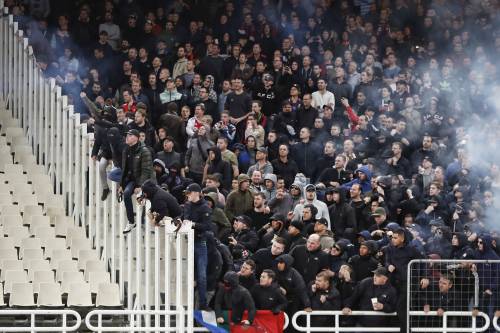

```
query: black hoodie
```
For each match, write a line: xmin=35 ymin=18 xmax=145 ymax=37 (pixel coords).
xmin=214 ymin=272 xmax=256 ymax=324
xmin=141 ymin=180 xmax=182 ymax=223
xmin=273 ymin=254 xmax=311 ymax=308
xmin=328 ymin=188 xmax=357 ymax=239
xmin=206 ymin=147 xmax=232 ymax=191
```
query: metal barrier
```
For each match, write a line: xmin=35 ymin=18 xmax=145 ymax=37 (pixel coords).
xmin=0 ymin=1 xmax=195 ymax=331
xmin=192 ymin=311 xmax=290 ymax=332
xmin=408 ymin=311 xmax=491 ymax=333
xmin=493 ymin=316 xmax=499 ymax=332
xmin=407 ymin=259 xmax=500 ymax=333
xmin=0 ymin=309 xmax=81 ymax=332
xmin=85 ymin=309 xmax=183 ymax=332
xmin=291 ymin=310 xmax=399 ymax=332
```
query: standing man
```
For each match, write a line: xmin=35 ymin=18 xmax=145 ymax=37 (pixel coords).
xmin=183 ymin=183 xmax=212 ymax=310
xmin=120 ymin=129 xmax=155 ymax=234
xmin=225 ymin=77 xmax=252 ymax=141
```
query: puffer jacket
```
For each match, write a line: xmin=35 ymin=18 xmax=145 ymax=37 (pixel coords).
xmin=120 ymin=141 xmax=156 ymax=188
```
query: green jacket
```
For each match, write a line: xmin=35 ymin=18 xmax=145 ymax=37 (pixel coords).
xmin=224 ymin=189 xmax=254 ymax=222
xmin=120 ymin=142 xmax=156 ymax=188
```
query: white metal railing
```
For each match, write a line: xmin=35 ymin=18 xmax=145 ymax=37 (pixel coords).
xmin=0 ymin=309 xmax=81 ymax=332
xmin=192 ymin=311 xmax=290 ymax=332
xmin=291 ymin=310 xmax=399 ymax=332
xmin=0 ymin=1 xmax=195 ymax=331
xmin=85 ymin=309 xmax=183 ymax=332
xmin=493 ymin=315 xmax=499 ymax=331
xmin=409 ymin=311 xmax=491 ymax=333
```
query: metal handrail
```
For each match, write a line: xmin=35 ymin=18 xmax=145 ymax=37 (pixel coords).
xmin=85 ymin=309 xmax=183 ymax=332
xmin=0 ymin=309 xmax=81 ymax=332
xmin=408 ymin=311 xmax=491 ymax=332
xmin=192 ymin=311 xmax=289 ymax=331
xmin=493 ymin=315 xmax=499 ymax=331
xmin=292 ymin=310 xmax=399 ymax=332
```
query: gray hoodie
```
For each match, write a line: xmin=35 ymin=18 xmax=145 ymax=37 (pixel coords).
xmin=291 ymin=184 xmax=331 ymax=229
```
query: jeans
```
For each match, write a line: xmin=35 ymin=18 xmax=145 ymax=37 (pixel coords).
xmin=98 ymin=158 xmax=109 ymax=189
xmin=123 ymin=181 xmax=136 ymax=223
xmin=194 ymin=240 xmax=208 ymax=308
xmin=108 ymin=167 xmax=122 ymax=183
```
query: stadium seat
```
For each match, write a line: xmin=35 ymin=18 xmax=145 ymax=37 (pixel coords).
xmin=61 ymin=271 xmax=85 ymax=294
xmin=4 ymin=225 xmax=30 ymax=247
xmin=0 ymin=239 xmax=16 ymax=250
xmin=33 ymin=226 xmax=56 ymax=247
xmin=44 ymin=239 xmax=68 ymax=260
xmin=0 ymin=194 xmax=13 ymax=206
xmin=0 ymin=260 xmax=23 ymax=280
xmin=4 ymin=270 xmax=28 ymax=293
xmin=37 ymin=282 xmax=63 ymax=307
xmin=70 ymin=237 xmax=92 ymax=259
xmin=32 ymin=270 xmax=55 ymax=293
xmin=89 ymin=271 xmax=110 ymax=294
xmin=0 ymin=215 xmax=23 ymax=228
xmin=49 ymin=249 xmax=72 ymax=269
xmin=56 ymin=259 xmax=79 ymax=282
xmin=96 ymin=283 xmax=121 ymax=307
xmin=26 ymin=259 xmax=51 ymax=279
xmin=19 ymin=238 xmax=42 ymax=258
xmin=21 ymin=205 xmax=44 ymax=221
xmin=77 ymin=249 xmax=99 ymax=270
xmin=9 ymin=283 xmax=35 ymax=307
xmin=5 ymin=127 xmax=24 ymax=144
xmin=0 ymin=204 xmax=20 ymax=216
xmin=67 ymin=283 xmax=93 ymax=307
xmin=21 ymin=249 xmax=44 ymax=269
xmin=0 ymin=249 xmax=17 ymax=262
xmin=84 ymin=260 xmax=107 ymax=281
xmin=0 ymin=284 xmax=5 ymax=307
xmin=26 ymin=215 xmax=51 ymax=233
xmin=4 ymin=163 xmax=24 ymax=176
xmin=45 ymin=205 xmax=65 ymax=218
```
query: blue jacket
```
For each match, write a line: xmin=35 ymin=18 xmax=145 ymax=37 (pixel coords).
xmin=342 ymin=165 xmax=372 ymax=193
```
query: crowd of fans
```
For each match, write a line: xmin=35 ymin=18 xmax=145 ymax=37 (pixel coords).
xmin=8 ymin=0 xmax=500 ymax=331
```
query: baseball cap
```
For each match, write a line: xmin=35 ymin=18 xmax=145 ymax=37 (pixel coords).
xmin=373 ymin=267 xmax=389 ymax=277
xmin=290 ymin=220 xmax=304 ymax=231
xmin=371 ymin=207 xmax=386 ymax=216
xmin=185 ymin=183 xmax=202 ymax=193
xmin=315 ymin=218 xmax=328 ymax=226
xmin=270 ymin=213 xmax=285 ymax=222
xmin=305 ymin=184 xmax=316 ymax=192
xmin=257 ymin=147 xmax=268 ymax=154
xmin=235 ymin=215 xmax=252 ymax=227
xmin=127 ymin=129 xmax=140 ymax=137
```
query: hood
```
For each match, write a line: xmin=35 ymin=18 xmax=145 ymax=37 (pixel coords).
xmin=141 ymin=179 xmax=159 ymax=198
xmin=303 ymin=183 xmax=317 ymax=200
xmin=153 ymin=158 xmax=167 ymax=174
xmin=355 ymin=165 xmax=372 ymax=182
xmin=293 ymin=173 xmax=307 ymax=190
xmin=479 ymin=234 xmax=493 ymax=252
xmin=223 ymin=271 xmax=240 ymax=288
xmin=335 ymin=239 xmax=351 ymax=254
xmin=362 ymin=240 xmax=378 ymax=255
xmin=107 ymin=127 xmax=122 ymax=145
xmin=264 ymin=173 xmax=277 ymax=185
xmin=357 ymin=230 xmax=372 ymax=241
xmin=208 ymin=146 xmax=222 ymax=163
xmin=452 ymin=232 xmax=468 ymax=249
xmin=275 ymin=254 xmax=294 ymax=268
xmin=205 ymin=75 xmax=215 ymax=91
xmin=204 ymin=192 xmax=219 ymax=206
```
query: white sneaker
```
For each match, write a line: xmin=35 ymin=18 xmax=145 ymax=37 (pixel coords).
xmin=123 ymin=223 xmax=136 ymax=234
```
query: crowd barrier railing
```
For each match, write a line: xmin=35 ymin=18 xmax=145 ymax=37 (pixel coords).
xmin=493 ymin=315 xmax=499 ymax=332
xmin=408 ymin=311 xmax=491 ymax=333
xmin=0 ymin=309 xmax=81 ymax=332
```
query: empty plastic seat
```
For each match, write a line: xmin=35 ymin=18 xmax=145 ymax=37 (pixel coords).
xmin=0 ymin=215 xmax=23 ymax=228
xmin=5 ymin=225 xmax=30 ymax=247
xmin=0 ymin=238 xmax=16 ymax=250
xmin=17 ymin=196 xmax=39 ymax=213
xmin=26 ymin=215 xmax=51 ymax=233
xmin=53 ymin=216 xmax=72 ymax=235
xmin=21 ymin=249 xmax=44 ymax=269
xmin=0 ymin=248 xmax=17 ymax=262
xmin=5 ymin=127 xmax=24 ymax=144
xmin=96 ymin=283 xmax=121 ymax=307
xmin=66 ymin=227 xmax=87 ymax=247
xmin=61 ymin=271 xmax=85 ymax=294
xmin=67 ymin=282 xmax=93 ymax=307
xmin=26 ymin=259 xmax=51 ymax=279
xmin=44 ymin=195 xmax=64 ymax=209
xmin=77 ymin=249 xmax=99 ymax=270
xmin=70 ymin=237 xmax=92 ymax=258
xmin=0 ymin=204 xmax=20 ymax=216
xmin=4 ymin=270 xmax=28 ymax=294
xmin=19 ymin=237 xmax=42 ymax=258
xmin=84 ymin=260 xmax=107 ymax=281
xmin=0 ymin=194 xmax=13 ymax=205
xmin=49 ymin=249 xmax=72 ymax=270
xmin=4 ymin=163 xmax=24 ymax=175
xmin=33 ymin=226 xmax=56 ymax=247
xmin=22 ymin=205 xmax=44 ymax=220
xmin=9 ymin=283 xmax=35 ymax=307
xmin=32 ymin=270 xmax=55 ymax=293
xmin=45 ymin=205 xmax=65 ymax=218
xmin=37 ymin=282 xmax=63 ymax=307
xmin=44 ymin=239 xmax=67 ymax=260
xmin=56 ymin=259 xmax=78 ymax=282
xmin=89 ymin=271 xmax=110 ymax=294
xmin=0 ymin=260 xmax=23 ymax=280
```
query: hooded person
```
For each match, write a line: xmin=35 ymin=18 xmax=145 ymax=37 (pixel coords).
xmin=273 ymin=254 xmax=311 ymax=315
xmin=328 ymin=187 xmax=357 ymax=240
xmin=164 ymin=161 xmax=192 ymax=203
xmin=341 ymin=165 xmax=373 ymax=193
xmin=348 ymin=240 xmax=380 ymax=282
xmin=258 ymin=213 xmax=288 ymax=248
xmin=153 ymin=158 xmax=169 ymax=187
xmin=329 ymin=239 xmax=351 ymax=274
xmin=214 ymin=271 xmax=256 ymax=326
xmin=425 ymin=226 xmax=453 ymax=259
xmin=451 ymin=232 xmax=476 ymax=260
xmin=250 ymin=269 xmax=288 ymax=314
xmin=475 ymin=234 xmax=500 ymax=317
xmin=262 ymin=173 xmax=277 ymax=201
xmin=204 ymin=146 xmax=232 ymax=191
xmin=292 ymin=184 xmax=330 ymax=228
xmin=140 ymin=179 xmax=182 ymax=226
xmin=224 ymin=174 xmax=254 ymax=222
xmin=204 ymin=191 xmax=231 ymax=242
xmin=289 ymin=181 xmax=304 ymax=207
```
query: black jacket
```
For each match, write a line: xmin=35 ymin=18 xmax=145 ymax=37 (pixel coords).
xmin=348 ymin=254 xmax=380 ymax=283
xmin=183 ymin=198 xmax=212 ymax=241
xmin=318 ymin=168 xmax=351 ymax=186
xmin=233 ymin=228 xmax=259 ymax=253
xmin=344 ymin=277 xmax=397 ymax=326
xmin=384 ymin=237 xmax=424 ymax=284
xmin=206 ymin=147 xmax=232 ymax=191
xmin=296 ymin=105 xmax=319 ymax=130
xmin=290 ymin=245 xmax=330 ymax=284
xmin=141 ymin=180 xmax=182 ymax=223
xmin=273 ymin=254 xmax=310 ymax=308
xmin=307 ymin=282 xmax=341 ymax=311
xmin=328 ymin=191 xmax=357 ymax=238
xmin=215 ymin=272 xmax=256 ymax=323
xmin=251 ymin=284 xmax=288 ymax=314
xmin=120 ymin=142 xmax=156 ymax=188
xmin=271 ymin=158 xmax=299 ymax=189
xmin=251 ymin=248 xmax=281 ymax=277
xmin=291 ymin=140 xmax=322 ymax=178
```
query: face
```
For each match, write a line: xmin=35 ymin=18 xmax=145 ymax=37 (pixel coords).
xmin=126 ymin=134 xmax=138 ymax=146
xmin=270 ymin=241 xmax=285 ymax=256
xmin=315 ymin=276 xmax=329 ymax=290
xmin=438 ymin=277 xmax=452 ymax=293
xmin=253 ymin=195 xmax=264 ymax=208
xmin=239 ymin=263 xmax=253 ymax=277
xmin=391 ymin=233 xmax=404 ymax=247
xmin=306 ymin=236 xmax=321 ymax=252
xmin=260 ymin=272 xmax=273 ymax=286
xmin=373 ymin=274 xmax=388 ymax=286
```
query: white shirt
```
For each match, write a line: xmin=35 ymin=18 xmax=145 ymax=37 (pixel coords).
xmin=311 ymin=90 xmax=335 ymax=110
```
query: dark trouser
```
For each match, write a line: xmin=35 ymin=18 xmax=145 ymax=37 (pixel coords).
xmin=194 ymin=240 xmax=208 ymax=308
xmin=123 ymin=181 xmax=136 ymax=223
xmin=396 ymin=284 xmax=408 ymax=333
